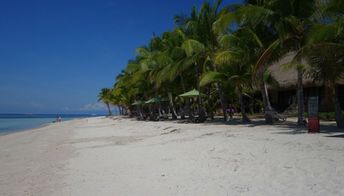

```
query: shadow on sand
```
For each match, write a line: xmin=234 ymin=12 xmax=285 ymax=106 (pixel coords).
xmin=181 ymin=117 xmax=344 ymax=138
xmin=121 ymin=115 xmax=344 ymax=138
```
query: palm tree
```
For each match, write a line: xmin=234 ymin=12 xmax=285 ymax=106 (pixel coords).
xmin=214 ymin=3 xmax=282 ymax=123
xmin=228 ymin=0 xmax=319 ymax=125
xmin=108 ymin=0 xmax=344 ymax=128
xmin=271 ymin=0 xmax=318 ymax=126
xmin=294 ymin=0 xmax=344 ymax=127
xmin=200 ymin=30 xmax=254 ymax=122
xmin=200 ymin=69 xmax=252 ymax=123
xmin=98 ymin=88 xmax=113 ymax=116
xmin=153 ymin=30 xmax=190 ymax=119
xmin=304 ymin=44 xmax=344 ymax=128
xmin=175 ymin=0 xmax=230 ymax=121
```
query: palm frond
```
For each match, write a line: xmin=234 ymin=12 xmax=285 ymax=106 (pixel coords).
xmin=215 ymin=50 xmax=236 ymax=66
xmin=304 ymin=43 xmax=344 ymax=82
xmin=246 ymin=28 xmax=264 ymax=47
xmin=236 ymin=4 xmax=274 ymax=27
xmin=213 ymin=12 xmax=236 ymax=34
xmin=307 ymin=23 xmax=341 ymax=44
xmin=263 ymin=70 xmax=280 ymax=88
xmin=254 ymin=38 xmax=281 ymax=73
xmin=199 ymin=71 xmax=227 ymax=86
xmin=182 ymin=39 xmax=206 ymax=57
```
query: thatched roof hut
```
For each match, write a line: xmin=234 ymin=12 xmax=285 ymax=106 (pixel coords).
xmin=268 ymin=53 xmax=344 ymax=90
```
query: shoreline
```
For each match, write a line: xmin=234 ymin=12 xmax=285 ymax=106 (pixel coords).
xmin=0 ymin=122 xmax=54 ymax=136
xmin=1 ymin=116 xmax=344 ymax=195
xmin=0 ymin=116 xmax=104 ymax=137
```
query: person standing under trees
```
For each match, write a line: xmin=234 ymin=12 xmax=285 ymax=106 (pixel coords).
xmin=226 ymin=104 xmax=236 ymax=121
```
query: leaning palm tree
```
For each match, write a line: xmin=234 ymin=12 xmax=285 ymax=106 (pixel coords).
xmin=98 ymin=88 xmax=113 ymax=116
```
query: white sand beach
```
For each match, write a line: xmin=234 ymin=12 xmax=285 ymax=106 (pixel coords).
xmin=1 ymin=117 xmax=344 ymax=196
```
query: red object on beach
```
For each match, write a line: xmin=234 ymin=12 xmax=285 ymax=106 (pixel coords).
xmin=308 ymin=117 xmax=320 ymax=133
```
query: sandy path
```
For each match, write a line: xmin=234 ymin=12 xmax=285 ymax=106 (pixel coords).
xmin=1 ymin=117 xmax=344 ymax=196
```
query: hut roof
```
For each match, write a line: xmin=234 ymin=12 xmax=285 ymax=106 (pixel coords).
xmin=268 ymin=53 xmax=344 ymax=90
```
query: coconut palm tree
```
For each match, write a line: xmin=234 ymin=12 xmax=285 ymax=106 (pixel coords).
xmin=293 ymin=0 xmax=344 ymax=127
xmin=213 ymin=3 xmax=283 ymax=123
xmin=199 ymin=30 xmax=254 ymax=122
xmin=98 ymin=88 xmax=113 ymax=116
xmin=304 ymin=44 xmax=344 ymax=127
xmin=109 ymin=0 xmax=344 ymax=127
xmin=153 ymin=30 xmax=189 ymax=119
xmin=217 ymin=0 xmax=320 ymax=125
xmin=175 ymin=0 xmax=231 ymax=121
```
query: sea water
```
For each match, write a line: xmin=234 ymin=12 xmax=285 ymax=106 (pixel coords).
xmin=0 ymin=114 xmax=100 ymax=135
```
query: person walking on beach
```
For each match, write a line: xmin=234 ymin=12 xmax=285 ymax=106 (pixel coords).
xmin=56 ymin=115 xmax=62 ymax=122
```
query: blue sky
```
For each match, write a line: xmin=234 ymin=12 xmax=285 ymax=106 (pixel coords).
xmin=0 ymin=0 xmax=242 ymax=114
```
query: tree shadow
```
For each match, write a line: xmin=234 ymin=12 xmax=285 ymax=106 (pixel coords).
xmin=272 ymin=122 xmax=344 ymax=136
xmin=123 ymin=115 xmax=344 ymax=138
xmin=325 ymin=134 xmax=344 ymax=138
xmin=189 ymin=117 xmax=344 ymax=137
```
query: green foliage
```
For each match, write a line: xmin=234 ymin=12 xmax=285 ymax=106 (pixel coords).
xmin=263 ymin=70 xmax=279 ymax=88
xmin=199 ymin=71 xmax=227 ymax=86
xmin=305 ymin=43 xmax=344 ymax=84
xmin=182 ymin=39 xmax=205 ymax=57
xmin=307 ymin=24 xmax=342 ymax=44
xmin=98 ymin=88 xmax=113 ymax=104
xmin=214 ymin=51 xmax=236 ymax=66
xmin=213 ymin=12 xmax=236 ymax=34
xmin=101 ymin=0 xmax=344 ymax=123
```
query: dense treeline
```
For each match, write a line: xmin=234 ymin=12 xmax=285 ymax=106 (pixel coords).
xmin=99 ymin=0 xmax=344 ymax=128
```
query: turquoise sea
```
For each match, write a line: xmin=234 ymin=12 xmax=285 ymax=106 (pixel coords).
xmin=0 ymin=114 xmax=102 ymax=135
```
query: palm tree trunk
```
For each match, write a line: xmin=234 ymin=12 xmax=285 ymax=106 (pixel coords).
xmin=148 ymin=105 xmax=153 ymax=120
xmin=117 ymin=106 xmax=121 ymax=115
xmin=215 ymin=83 xmax=228 ymax=121
xmin=331 ymin=84 xmax=344 ymax=128
xmin=240 ymin=93 xmax=250 ymax=123
xmin=180 ymin=75 xmax=186 ymax=92
xmin=106 ymin=102 xmax=112 ymax=116
xmin=180 ymin=75 xmax=186 ymax=119
xmin=260 ymin=81 xmax=274 ymax=123
xmin=138 ymin=106 xmax=144 ymax=119
xmin=168 ymin=92 xmax=178 ymax=119
xmin=297 ymin=69 xmax=305 ymax=126
xmin=158 ymin=104 xmax=162 ymax=117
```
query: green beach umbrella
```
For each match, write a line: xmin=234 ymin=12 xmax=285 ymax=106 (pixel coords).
xmin=145 ymin=96 xmax=169 ymax=104
xmin=178 ymin=89 xmax=206 ymax=97
xmin=132 ymin=100 xmax=145 ymax=106
xmin=159 ymin=97 xmax=169 ymax=102
xmin=145 ymin=97 xmax=160 ymax=104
